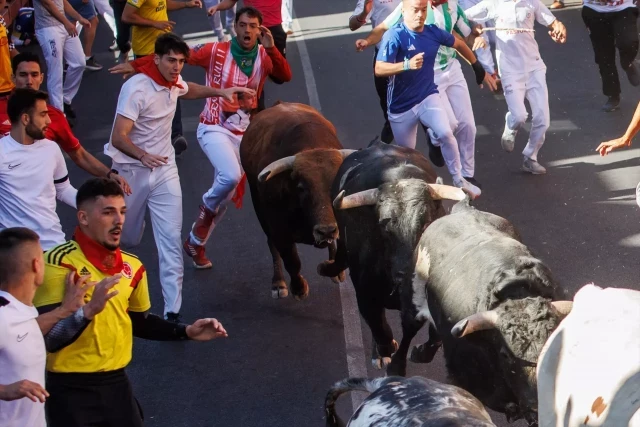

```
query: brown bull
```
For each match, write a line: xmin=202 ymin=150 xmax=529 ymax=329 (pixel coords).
xmin=240 ymin=102 xmax=353 ymax=299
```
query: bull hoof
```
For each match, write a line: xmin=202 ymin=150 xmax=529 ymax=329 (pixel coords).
xmin=291 ymin=276 xmax=309 ymax=300
xmin=386 ymin=360 xmax=407 ymax=377
xmin=270 ymin=281 xmax=289 ymax=299
xmin=371 ymin=356 xmax=392 ymax=370
xmin=317 ymin=260 xmax=340 ymax=278
xmin=409 ymin=341 xmax=442 ymax=364
xmin=331 ymin=270 xmax=347 ymax=283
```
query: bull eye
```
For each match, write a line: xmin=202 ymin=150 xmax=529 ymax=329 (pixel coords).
xmin=296 ymin=181 xmax=305 ymax=192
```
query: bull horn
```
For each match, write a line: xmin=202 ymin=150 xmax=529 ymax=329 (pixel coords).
xmin=258 ymin=155 xmax=297 ymax=182
xmin=551 ymin=301 xmax=573 ymax=316
xmin=338 ymin=149 xmax=357 ymax=159
xmin=426 ymin=184 xmax=467 ymax=201
xmin=451 ymin=311 xmax=499 ymax=338
xmin=333 ymin=188 xmax=380 ymax=210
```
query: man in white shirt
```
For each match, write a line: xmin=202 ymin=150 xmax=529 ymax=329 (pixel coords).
xmin=105 ymin=33 xmax=251 ymax=321
xmin=0 ymin=227 xmax=48 ymax=427
xmin=582 ymin=0 xmax=639 ymax=112
xmin=0 ymin=88 xmax=77 ymax=250
xmin=465 ymin=0 xmax=566 ymax=174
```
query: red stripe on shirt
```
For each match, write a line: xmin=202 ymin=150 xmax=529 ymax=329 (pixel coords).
xmin=130 ymin=265 xmax=146 ymax=289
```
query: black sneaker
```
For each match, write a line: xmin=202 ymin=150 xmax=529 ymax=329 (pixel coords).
xmin=602 ymin=96 xmax=620 ymax=112
xmin=64 ymin=102 xmax=76 ymax=119
xmin=381 ymin=120 xmax=394 ymax=144
xmin=85 ymin=56 xmax=103 ymax=71
xmin=626 ymin=62 xmax=640 ymax=86
xmin=165 ymin=312 xmax=182 ymax=323
xmin=172 ymin=135 xmax=188 ymax=156
xmin=463 ymin=176 xmax=482 ymax=189
xmin=424 ymin=127 xmax=445 ymax=167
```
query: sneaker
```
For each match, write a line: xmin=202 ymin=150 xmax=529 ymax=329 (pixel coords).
xmin=64 ymin=102 xmax=76 ymax=119
xmin=183 ymin=239 xmax=213 ymax=269
xmin=463 ymin=176 xmax=482 ymax=189
xmin=522 ymin=157 xmax=547 ymax=174
xmin=602 ymin=96 xmax=620 ymax=112
xmin=381 ymin=121 xmax=394 ymax=144
xmin=501 ymin=113 xmax=516 ymax=152
xmin=85 ymin=56 xmax=103 ymax=71
xmin=191 ymin=205 xmax=216 ymax=241
xmin=109 ymin=40 xmax=118 ymax=51
xmin=453 ymin=176 xmax=482 ymax=199
xmin=226 ymin=25 xmax=237 ymax=38
xmin=165 ymin=312 xmax=182 ymax=323
xmin=549 ymin=1 xmax=564 ymax=8
xmin=424 ymin=128 xmax=445 ymax=167
xmin=172 ymin=135 xmax=188 ymax=155
xmin=283 ymin=25 xmax=293 ymax=35
xmin=625 ymin=62 xmax=640 ymax=87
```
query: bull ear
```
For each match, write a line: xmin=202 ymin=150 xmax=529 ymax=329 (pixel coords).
xmin=451 ymin=311 xmax=499 ymax=338
xmin=550 ymin=301 xmax=573 ymax=316
xmin=338 ymin=149 xmax=358 ymax=159
xmin=333 ymin=188 xmax=380 ymax=210
xmin=258 ymin=155 xmax=297 ymax=182
xmin=426 ymin=184 xmax=466 ymax=201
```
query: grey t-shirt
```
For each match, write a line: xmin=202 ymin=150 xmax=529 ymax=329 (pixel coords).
xmin=34 ymin=0 xmax=65 ymax=30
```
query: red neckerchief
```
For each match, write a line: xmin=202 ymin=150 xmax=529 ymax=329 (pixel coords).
xmin=138 ymin=60 xmax=184 ymax=90
xmin=431 ymin=0 xmax=448 ymax=6
xmin=73 ymin=227 xmax=124 ymax=275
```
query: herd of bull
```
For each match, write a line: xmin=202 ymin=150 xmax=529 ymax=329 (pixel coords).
xmin=238 ymin=102 xmax=640 ymax=427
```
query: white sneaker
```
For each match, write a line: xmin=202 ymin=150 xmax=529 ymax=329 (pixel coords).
xmin=501 ymin=112 xmax=517 ymax=153
xmin=522 ymin=157 xmax=547 ymax=174
xmin=226 ymin=25 xmax=237 ymax=38
xmin=453 ymin=176 xmax=482 ymax=199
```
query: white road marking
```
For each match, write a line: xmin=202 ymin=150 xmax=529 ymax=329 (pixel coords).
xmin=292 ymin=7 xmax=369 ymax=413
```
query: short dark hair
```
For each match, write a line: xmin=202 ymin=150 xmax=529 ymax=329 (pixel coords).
xmin=12 ymin=52 xmax=42 ymax=75
xmin=7 ymin=88 xmax=49 ymax=124
xmin=235 ymin=6 xmax=263 ymax=25
xmin=0 ymin=228 xmax=40 ymax=286
xmin=76 ymin=178 xmax=125 ymax=209
xmin=154 ymin=32 xmax=190 ymax=58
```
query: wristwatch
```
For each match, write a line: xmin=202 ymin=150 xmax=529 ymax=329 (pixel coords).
xmin=107 ymin=169 xmax=119 ymax=179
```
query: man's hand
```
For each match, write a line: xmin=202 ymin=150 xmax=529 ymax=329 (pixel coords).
xmin=140 ymin=153 xmax=169 ymax=169
xmin=64 ymin=20 xmax=78 ymax=37
xmin=153 ymin=20 xmax=176 ymax=32
xmin=472 ymin=36 xmax=487 ymax=51
xmin=60 ymin=271 xmax=94 ymax=316
xmin=207 ymin=4 xmax=218 ymax=15
xmin=109 ymin=62 xmax=136 ymax=80
xmin=111 ymin=174 xmax=132 ymax=196
xmin=355 ymin=39 xmax=369 ymax=52
xmin=186 ymin=0 xmax=202 ymax=8
xmin=0 ymin=380 xmax=49 ymax=403
xmin=548 ymin=19 xmax=566 ymax=43
xmin=258 ymin=26 xmax=275 ymax=49
xmin=186 ymin=318 xmax=228 ymax=341
xmin=409 ymin=53 xmax=424 ymax=70
xmin=79 ymin=17 xmax=91 ymax=28
xmin=482 ymin=71 xmax=497 ymax=91
xmin=221 ymin=87 xmax=257 ymax=102
xmin=596 ymin=136 xmax=631 ymax=156
xmin=83 ymin=274 xmax=121 ymax=320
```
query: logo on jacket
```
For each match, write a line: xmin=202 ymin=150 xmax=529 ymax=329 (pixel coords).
xmin=79 ymin=266 xmax=91 ymax=276
xmin=122 ymin=262 xmax=133 ymax=279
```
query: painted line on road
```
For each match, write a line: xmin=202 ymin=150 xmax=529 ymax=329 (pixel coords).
xmin=292 ymin=8 xmax=368 ymax=413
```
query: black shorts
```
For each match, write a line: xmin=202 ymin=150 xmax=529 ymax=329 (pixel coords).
xmin=268 ymin=24 xmax=287 ymax=58
xmin=46 ymin=369 xmax=144 ymax=427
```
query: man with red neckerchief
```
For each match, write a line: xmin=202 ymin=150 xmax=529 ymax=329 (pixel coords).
xmin=112 ymin=6 xmax=292 ymax=270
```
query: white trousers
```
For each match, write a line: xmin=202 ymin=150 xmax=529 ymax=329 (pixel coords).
xmin=115 ymin=162 xmax=183 ymax=315
xmin=389 ymin=93 xmax=462 ymax=179
xmin=432 ymin=60 xmax=476 ymax=177
xmin=189 ymin=123 xmax=242 ymax=246
xmin=35 ymin=25 xmax=85 ymax=110
xmin=93 ymin=0 xmax=118 ymax=38
xmin=502 ymin=68 xmax=550 ymax=161
xmin=282 ymin=0 xmax=293 ymax=27
xmin=203 ymin=0 xmax=235 ymax=36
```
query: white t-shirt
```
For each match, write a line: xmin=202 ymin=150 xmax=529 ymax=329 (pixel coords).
xmin=0 ymin=290 xmax=46 ymax=427
xmin=0 ymin=135 xmax=69 ymax=250
xmin=582 ymin=0 xmax=635 ymax=13
xmin=105 ymin=73 xmax=189 ymax=166
xmin=352 ymin=0 xmax=401 ymax=47
xmin=465 ymin=0 xmax=556 ymax=76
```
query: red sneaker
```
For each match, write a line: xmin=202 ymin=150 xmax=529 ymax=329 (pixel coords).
xmin=183 ymin=239 xmax=213 ymax=269
xmin=192 ymin=205 xmax=216 ymax=242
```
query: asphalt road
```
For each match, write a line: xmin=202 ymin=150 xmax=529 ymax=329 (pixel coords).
xmin=36 ymin=0 xmax=640 ymax=425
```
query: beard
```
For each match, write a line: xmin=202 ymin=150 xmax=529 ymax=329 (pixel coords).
xmin=25 ymin=122 xmax=46 ymax=140
xmin=102 ymin=241 xmax=120 ymax=251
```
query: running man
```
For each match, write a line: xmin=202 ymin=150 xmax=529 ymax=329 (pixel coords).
xmin=0 ymin=52 xmax=131 ymax=195
xmin=375 ymin=0 xmax=493 ymax=198
xmin=465 ymin=0 xmax=566 ymax=174
xmin=105 ymin=33 xmax=253 ymax=320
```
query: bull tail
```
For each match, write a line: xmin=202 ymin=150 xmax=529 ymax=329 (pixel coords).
xmin=325 ymin=377 xmax=399 ymax=427
xmin=367 ymin=135 xmax=382 ymax=147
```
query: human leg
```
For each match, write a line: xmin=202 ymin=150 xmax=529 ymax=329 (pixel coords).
xmin=522 ymin=69 xmax=550 ymax=172
xmin=115 ymin=163 xmax=151 ymax=248
xmin=35 ymin=26 xmax=66 ymax=110
xmin=500 ymin=72 xmax=527 ymax=152
xmin=388 ymin=108 xmax=419 ymax=149
xmin=582 ymin=7 xmax=619 ymax=101
xmin=61 ymin=31 xmax=87 ymax=105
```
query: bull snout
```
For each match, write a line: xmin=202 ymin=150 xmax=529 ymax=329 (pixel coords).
xmin=313 ymin=224 xmax=339 ymax=247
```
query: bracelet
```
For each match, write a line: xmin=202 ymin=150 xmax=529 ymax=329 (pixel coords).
xmin=107 ymin=169 xmax=119 ymax=179
xmin=138 ymin=152 xmax=146 ymax=161
xmin=403 ymin=58 xmax=410 ymax=71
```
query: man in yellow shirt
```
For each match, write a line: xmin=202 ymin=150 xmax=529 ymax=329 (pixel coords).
xmin=122 ymin=0 xmax=202 ymax=156
xmin=0 ymin=0 xmax=19 ymax=96
xmin=34 ymin=178 xmax=228 ymax=427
